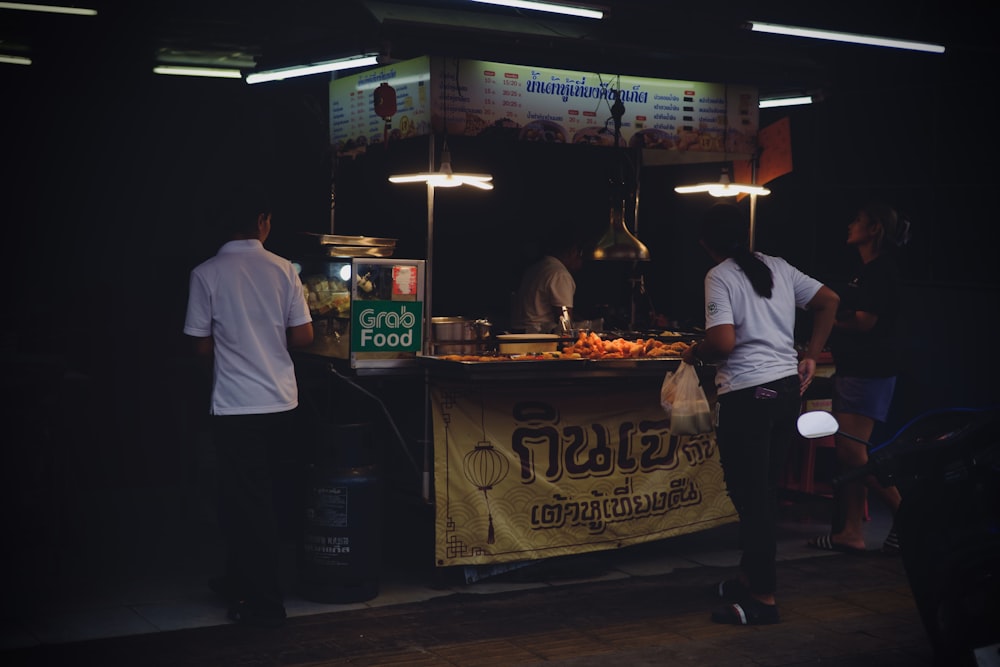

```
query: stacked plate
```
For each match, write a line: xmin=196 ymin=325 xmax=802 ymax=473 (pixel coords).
xmin=302 ymin=233 xmax=397 ymax=258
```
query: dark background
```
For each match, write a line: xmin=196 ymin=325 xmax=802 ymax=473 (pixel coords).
xmin=1 ymin=1 xmax=997 ymax=572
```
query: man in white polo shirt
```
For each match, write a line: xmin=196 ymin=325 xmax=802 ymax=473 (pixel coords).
xmin=183 ymin=189 xmax=313 ymax=627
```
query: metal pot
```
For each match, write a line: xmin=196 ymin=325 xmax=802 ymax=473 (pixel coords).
xmin=431 ymin=317 xmax=493 ymax=355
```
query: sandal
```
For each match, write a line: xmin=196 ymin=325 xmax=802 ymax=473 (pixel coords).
xmin=711 ymin=598 xmax=780 ymax=625
xmin=807 ymin=534 xmax=868 ymax=554
xmin=882 ymin=529 xmax=901 ymax=555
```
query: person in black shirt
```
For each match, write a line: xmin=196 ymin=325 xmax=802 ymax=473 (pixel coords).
xmin=809 ymin=202 xmax=910 ymax=555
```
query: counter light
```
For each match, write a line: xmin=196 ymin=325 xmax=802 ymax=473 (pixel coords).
xmin=747 ymin=21 xmax=945 ymax=54
xmin=389 ymin=168 xmax=494 ymax=190
xmin=389 ymin=144 xmax=494 ymax=190
xmin=674 ymin=169 xmax=770 ymax=198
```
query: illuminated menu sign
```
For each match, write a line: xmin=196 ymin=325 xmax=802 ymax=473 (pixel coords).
xmin=434 ymin=57 xmax=759 ymax=156
xmin=330 ymin=55 xmax=759 ymax=158
xmin=329 ymin=56 xmax=433 ymax=155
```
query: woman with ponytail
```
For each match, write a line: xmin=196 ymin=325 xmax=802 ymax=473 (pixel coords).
xmin=808 ymin=202 xmax=910 ymax=557
xmin=682 ymin=202 xmax=840 ymax=625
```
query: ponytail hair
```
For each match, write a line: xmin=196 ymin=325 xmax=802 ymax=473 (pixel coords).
xmin=861 ymin=202 xmax=911 ymax=252
xmin=700 ymin=203 xmax=774 ymax=298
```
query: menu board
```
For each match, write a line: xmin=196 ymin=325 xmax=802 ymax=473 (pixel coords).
xmin=431 ymin=56 xmax=759 ymax=157
xmin=329 ymin=55 xmax=433 ymax=156
xmin=329 ymin=55 xmax=759 ymax=159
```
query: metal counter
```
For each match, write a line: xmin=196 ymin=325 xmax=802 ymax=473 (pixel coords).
xmin=417 ymin=355 xmax=685 ymax=382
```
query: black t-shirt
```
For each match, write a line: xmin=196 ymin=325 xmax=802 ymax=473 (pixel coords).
xmin=829 ymin=253 xmax=900 ymax=377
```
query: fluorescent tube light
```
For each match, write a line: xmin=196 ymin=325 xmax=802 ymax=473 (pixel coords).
xmin=748 ymin=21 xmax=945 ymax=54
xmin=470 ymin=0 xmax=604 ymax=20
xmin=759 ymin=95 xmax=813 ymax=109
xmin=246 ymin=54 xmax=379 ymax=84
xmin=0 ymin=54 xmax=32 ymax=65
xmin=0 ymin=2 xmax=96 ymax=15
xmin=153 ymin=66 xmax=243 ymax=79
xmin=356 ymin=73 xmax=430 ymax=91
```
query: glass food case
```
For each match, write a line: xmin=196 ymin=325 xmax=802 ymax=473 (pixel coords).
xmin=296 ymin=255 xmax=425 ymax=370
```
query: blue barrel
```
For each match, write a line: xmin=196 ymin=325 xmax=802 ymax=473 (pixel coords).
xmin=298 ymin=422 xmax=382 ymax=603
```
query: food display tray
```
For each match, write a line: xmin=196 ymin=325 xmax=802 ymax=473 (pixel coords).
xmin=418 ymin=354 xmax=683 ymax=381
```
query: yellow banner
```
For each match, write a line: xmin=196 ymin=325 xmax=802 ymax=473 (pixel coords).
xmin=433 ymin=381 xmax=737 ymax=567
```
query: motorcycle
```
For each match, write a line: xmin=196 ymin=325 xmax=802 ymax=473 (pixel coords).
xmin=797 ymin=406 xmax=1000 ymax=667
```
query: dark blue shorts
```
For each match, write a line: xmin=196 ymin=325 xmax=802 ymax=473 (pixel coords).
xmin=832 ymin=375 xmax=896 ymax=422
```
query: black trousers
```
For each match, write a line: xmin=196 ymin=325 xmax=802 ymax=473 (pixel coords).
xmin=213 ymin=410 xmax=296 ymax=610
xmin=715 ymin=375 xmax=800 ymax=596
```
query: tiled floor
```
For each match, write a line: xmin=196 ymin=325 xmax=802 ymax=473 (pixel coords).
xmin=0 ymin=483 xmax=895 ymax=651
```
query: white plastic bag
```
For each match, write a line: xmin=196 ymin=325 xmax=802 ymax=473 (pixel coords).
xmin=660 ymin=362 xmax=713 ymax=435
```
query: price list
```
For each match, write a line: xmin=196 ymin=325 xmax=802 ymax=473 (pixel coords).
xmin=329 ymin=56 xmax=432 ymax=151
xmin=328 ymin=55 xmax=758 ymax=159
xmin=429 ymin=57 xmax=757 ymax=155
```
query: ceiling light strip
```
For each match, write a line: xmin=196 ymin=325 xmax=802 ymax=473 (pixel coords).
xmin=0 ymin=2 xmax=97 ymax=15
xmin=759 ymin=95 xmax=813 ymax=109
xmin=748 ymin=21 xmax=944 ymax=53
xmin=0 ymin=53 xmax=32 ymax=65
xmin=153 ymin=66 xmax=243 ymax=79
xmin=469 ymin=0 xmax=604 ymax=20
xmin=246 ymin=54 xmax=380 ymax=84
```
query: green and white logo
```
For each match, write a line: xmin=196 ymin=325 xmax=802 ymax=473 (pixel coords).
xmin=352 ymin=301 xmax=423 ymax=352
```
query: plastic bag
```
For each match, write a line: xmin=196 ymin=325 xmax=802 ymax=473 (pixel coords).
xmin=660 ymin=362 xmax=714 ymax=435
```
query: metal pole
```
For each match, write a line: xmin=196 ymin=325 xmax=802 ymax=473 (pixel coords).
xmin=422 ymin=135 xmax=435 ymax=504
xmin=424 ymin=135 xmax=435 ymax=355
xmin=748 ymin=152 xmax=760 ymax=251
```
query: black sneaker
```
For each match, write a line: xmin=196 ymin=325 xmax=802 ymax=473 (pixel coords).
xmin=227 ymin=600 xmax=287 ymax=628
xmin=711 ymin=599 xmax=780 ymax=625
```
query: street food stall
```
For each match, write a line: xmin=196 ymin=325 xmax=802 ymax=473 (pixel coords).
xmin=314 ymin=55 xmax=766 ymax=570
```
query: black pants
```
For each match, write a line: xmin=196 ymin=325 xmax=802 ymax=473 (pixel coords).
xmin=715 ymin=375 xmax=800 ymax=596
xmin=213 ymin=410 xmax=296 ymax=611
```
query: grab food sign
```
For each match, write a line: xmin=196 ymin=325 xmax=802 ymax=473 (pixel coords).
xmin=353 ymin=301 xmax=423 ymax=352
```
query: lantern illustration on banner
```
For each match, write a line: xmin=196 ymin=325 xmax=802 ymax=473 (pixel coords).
xmin=463 ymin=440 xmax=510 ymax=544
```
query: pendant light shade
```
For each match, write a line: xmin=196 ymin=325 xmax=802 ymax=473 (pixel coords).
xmin=674 ymin=168 xmax=770 ymax=197
xmin=592 ymin=192 xmax=650 ymax=261
xmin=389 ymin=141 xmax=493 ymax=190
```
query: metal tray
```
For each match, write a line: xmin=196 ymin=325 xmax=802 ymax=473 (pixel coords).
xmin=418 ymin=354 xmax=681 ymax=380
xmin=324 ymin=245 xmax=395 ymax=257
xmin=312 ymin=234 xmax=397 ymax=247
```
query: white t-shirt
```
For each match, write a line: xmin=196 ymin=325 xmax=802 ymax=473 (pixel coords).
xmin=704 ymin=253 xmax=822 ymax=395
xmin=183 ymin=239 xmax=312 ymax=415
xmin=512 ymin=255 xmax=575 ymax=333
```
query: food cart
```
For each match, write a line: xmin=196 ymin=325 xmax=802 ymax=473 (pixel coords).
xmin=314 ymin=54 xmax=760 ymax=571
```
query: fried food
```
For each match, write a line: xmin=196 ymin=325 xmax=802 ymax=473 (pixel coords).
xmin=560 ymin=332 xmax=691 ymax=359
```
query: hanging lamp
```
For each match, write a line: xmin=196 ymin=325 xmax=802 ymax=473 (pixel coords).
xmin=674 ymin=82 xmax=770 ymax=198
xmin=591 ymin=88 xmax=650 ymax=261
xmin=674 ymin=167 xmax=770 ymax=197
xmin=388 ymin=138 xmax=494 ymax=190
xmin=592 ymin=179 xmax=650 ymax=261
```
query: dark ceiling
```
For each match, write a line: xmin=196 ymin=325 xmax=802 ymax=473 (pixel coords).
xmin=0 ymin=0 xmax=995 ymax=98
